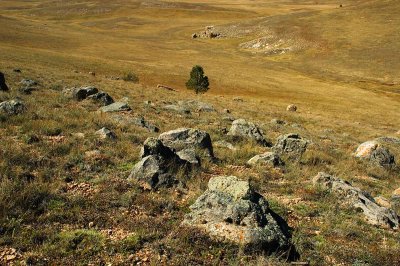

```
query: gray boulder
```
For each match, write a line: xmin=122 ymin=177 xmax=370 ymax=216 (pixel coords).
xmin=247 ymin=152 xmax=284 ymax=168
xmin=95 ymin=127 xmax=116 ymax=140
xmin=179 ymin=100 xmax=216 ymax=112
xmin=0 ymin=72 xmax=9 ymax=91
xmin=183 ymin=176 xmax=293 ymax=253
xmin=274 ymin=133 xmax=309 ymax=158
xmin=140 ymin=137 xmax=177 ymax=159
xmin=163 ymin=104 xmax=191 ymax=114
xmin=99 ymin=102 xmax=131 ymax=112
xmin=0 ymin=99 xmax=26 ymax=115
xmin=227 ymin=119 xmax=270 ymax=146
xmin=214 ymin=140 xmax=236 ymax=151
xmin=158 ymin=128 xmax=214 ymax=160
xmin=129 ymin=155 xmax=179 ymax=189
xmin=354 ymin=140 xmax=395 ymax=168
xmin=313 ymin=172 xmax=399 ymax=229
xmin=63 ymin=86 xmax=98 ymax=101
xmin=88 ymin=92 xmax=114 ymax=106
xmin=131 ymin=116 xmax=159 ymax=132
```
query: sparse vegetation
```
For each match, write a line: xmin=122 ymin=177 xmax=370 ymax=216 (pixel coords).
xmin=122 ymin=72 xmax=139 ymax=83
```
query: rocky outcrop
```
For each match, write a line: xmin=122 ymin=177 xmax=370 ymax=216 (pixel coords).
xmin=227 ymin=119 xmax=270 ymax=146
xmin=0 ymin=72 xmax=9 ymax=91
xmin=313 ymin=172 xmax=399 ymax=229
xmin=0 ymin=99 xmax=26 ymax=115
xmin=354 ymin=140 xmax=395 ymax=168
xmin=99 ymin=102 xmax=131 ymax=112
xmin=158 ymin=128 xmax=214 ymax=163
xmin=274 ymin=133 xmax=309 ymax=159
xmin=183 ymin=176 xmax=294 ymax=254
xmin=247 ymin=152 xmax=284 ymax=168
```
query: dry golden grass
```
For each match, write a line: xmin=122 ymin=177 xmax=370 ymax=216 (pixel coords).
xmin=1 ymin=0 xmax=400 ymax=265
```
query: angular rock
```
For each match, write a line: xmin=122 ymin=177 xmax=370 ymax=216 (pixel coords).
xmin=0 ymin=72 xmax=9 ymax=91
xmin=0 ymin=99 xmax=26 ymax=115
xmin=354 ymin=140 xmax=395 ymax=168
xmin=313 ymin=172 xmax=399 ymax=229
xmin=227 ymin=119 xmax=270 ymax=146
xmin=99 ymin=102 xmax=131 ymax=112
xmin=158 ymin=128 xmax=214 ymax=160
xmin=274 ymin=133 xmax=309 ymax=159
xmin=214 ymin=140 xmax=236 ymax=151
xmin=88 ymin=92 xmax=114 ymax=106
xmin=140 ymin=137 xmax=177 ymax=159
xmin=286 ymin=104 xmax=297 ymax=112
xmin=63 ymin=86 xmax=98 ymax=101
xmin=183 ymin=176 xmax=294 ymax=253
xmin=95 ymin=127 xmax=116 ymax=140
xmin=247 ymin=152 xmax=284 ymax=168
xmin=128 ymin=155 xmax=179 ymax=189
xmin=163 ymin=104 xmax=191 ymax=114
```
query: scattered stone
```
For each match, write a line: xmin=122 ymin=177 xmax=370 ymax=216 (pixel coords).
xmin=99 ymin=102 xmax=131 ymax=112
xmin=222 ymin=116 xmax=235 ymax=122
xmin=313 ymin=172 xmax=399 ymax=229
xmin=223 ymin=109 xmax=230 ymax=114
xmin=286 ymin=104 xmax=297 ymax=112
xmin=214 ymin=140 xmax=236 ymax=151
xmin=13 ymin=69 xmax=21 ymax=73
xmin=228 ymin=119 xmax=270 ymax=146
xmin=0 ymin=72 xmax=9 ymax=91
xmin=89 ymin=71 xmax=96 ymax=76
xmin=163 ymin=104 xmax=191 ymax=114
xmin=144 ymin=100 xmax=152 ymax=105
xmin=247 ymin=152 xmax=284 ymax=168
xmin=354 ymin=140 xmax=395 ymax=168
xmin=20 ymin=79 xmax=37 ymax=87
xmin=87 ymin=91 xmax=114 ymax=106
xmin=158 ymin=128 xmax=214 ymax=161
xmin=0 ymin=99 xmax=26 ymax=115
xmin=72 ymin=132 xmax=86 ymax=139
xmin=183 ymin=176 xmax=294 ymax=253
xmin=95 ymin=127 xmax=117 ymax=140
xmin=274 ymin=133 xmax=309 ymax=158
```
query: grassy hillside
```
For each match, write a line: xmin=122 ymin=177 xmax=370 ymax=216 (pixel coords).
xmin=0 ymin=0 xmax=400 ymax=265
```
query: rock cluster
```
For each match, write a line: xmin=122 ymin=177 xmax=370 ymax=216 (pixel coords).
xmin=130 ymin=128 xmax=214 ymax=189
xmin=63 ymin=86 xmax=114 ymax=106
xmin=313 ymin=172 xmax=399 ymax=229
xmin=228 ymin=119 xmax=270 ymax=146
xmin=183 ymin=175 xmax=294 ymax=254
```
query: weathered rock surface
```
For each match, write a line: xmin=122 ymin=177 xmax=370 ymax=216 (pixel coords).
xmin=87 ymin=92 xmax=114 ymax=106
xmin=183 ymin=176 xmax=293 ymax=253
xmin=313 ymin=172 xmax=399 ymax=229
xmin=163 ymin=104 xmax=190 ymax=114
xmin=178 ymin=100 xmax=216 ymax=112
xmin=274 ymin=133 xmax=309 ymax=158
xmin=63 ymin=86 xmax=98 ymax=101
xmin=354 ymin=140 xmax=395 ymax=168
xmin=214 ymin=140 xmax=236 ymax=151
xmin=247 ymin=152 xmax=284 ymax=168
xmin=286 ymin=104 xmax=297 ymax=112
xmin=0 ymin=72 xmax=9 ymax=91
xmin=227 ymin=119 xmax=270 ymax=146
xmin=0 ymin=99 xmax=26 ymax=115
xmin=158 ymin=128 xmax=214 ymax=161
xmin=99 ymin=102 xmax=131 ymax=112
xmin=95 ymin=127 xmax=116 ymax=140
xmin=20 ymin=79 xmax=37 ymax=87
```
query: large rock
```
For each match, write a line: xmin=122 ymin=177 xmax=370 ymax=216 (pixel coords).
xmin=63 ymin=86 xmax=98 ymax=101
xmin=274 ymin=133 xmax=309 ymax=159
xmin=87 ymin=92 xmax=114 ymax=106
xmin=313 ymin=172 xmax=399 ymax=229
xmin=183 ymin=176 xmax=294 ymax=253
xmin=0 ymin=72 xmax=9 ymax=91
xmin=227 ymin=119 xmax=270 ymax=146
xmin=0 ymin=99 xmax=26 ymax=115
xmin=158 ymin=128 xmax=214 ymax=161
xmin=247 ymin=152 xmax=284 ymax=168
xmin=354 ymin=140 xmax=395 ymax=168
xmin=99 ymin=102 xmax=131 ymax=112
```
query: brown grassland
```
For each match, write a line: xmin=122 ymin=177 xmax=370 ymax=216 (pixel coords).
xmin=0 ymin=0 xmax=400 ymax=265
